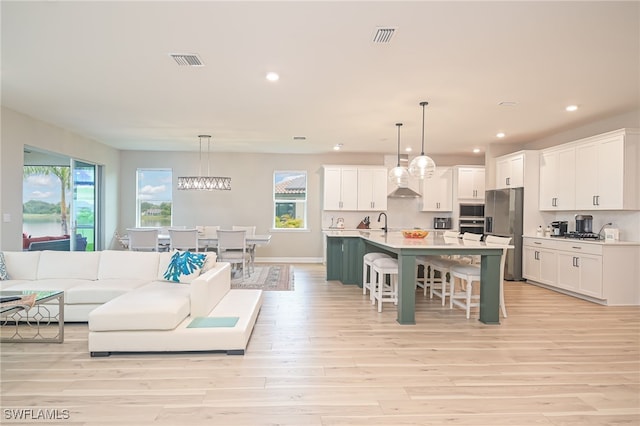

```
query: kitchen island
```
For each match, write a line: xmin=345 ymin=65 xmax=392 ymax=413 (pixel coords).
xmin=325 ymin=230 xmax=511 ymax=325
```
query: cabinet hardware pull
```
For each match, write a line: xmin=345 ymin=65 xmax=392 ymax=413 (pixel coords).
xmin=575 ymin=257 xmax=580 ymax=267
xmin=506 ymin=177 xmax=510 ymax=186
xmin=592 ymin=195 xmax=596 ymax=206
xmin=534 ymin=242 xmax=541 ymax=245
xmin=595 ymin=195 xmax=600 ymax=206
xmin=571 ymin=246 xmax=581 ymax=250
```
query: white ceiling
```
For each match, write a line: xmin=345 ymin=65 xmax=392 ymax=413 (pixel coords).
xmin=2 ymin=1 xmax=639 ymax=155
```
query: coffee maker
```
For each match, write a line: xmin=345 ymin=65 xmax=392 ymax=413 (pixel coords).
xmin=575 ymin=214 xmax=593 ymax=233
xmin=551 ymin=221 xmax=568 ymax=236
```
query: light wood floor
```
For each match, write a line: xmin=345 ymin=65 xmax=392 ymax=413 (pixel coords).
xmin=1 ymin=263 xmax=639 ymax=425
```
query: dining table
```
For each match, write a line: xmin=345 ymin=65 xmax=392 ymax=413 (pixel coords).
xmin=118 ymin=234 xmax=272 ymax=250
xmin=327 ymin=230 xmax=513 ymax=325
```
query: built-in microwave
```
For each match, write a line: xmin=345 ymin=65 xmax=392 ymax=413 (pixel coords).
xmin=459 ymin=203 xmax=484 ymax=218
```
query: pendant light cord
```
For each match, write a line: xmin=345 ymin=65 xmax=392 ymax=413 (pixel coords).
xmin=420 ymin=101 xmax=428 ymax=156
xmin=396 ymin=122 xmax=403 ymax=166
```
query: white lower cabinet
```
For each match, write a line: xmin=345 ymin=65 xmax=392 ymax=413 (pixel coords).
xmin=523 ymin=243 xmax=557 ymax=286
xmin=523 ymin=237 xmax=638 ymax=305
xmin=555 ymin=251 xmax=602 ymax=298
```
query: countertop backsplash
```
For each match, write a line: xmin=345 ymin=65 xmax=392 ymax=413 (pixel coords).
xmin=322 ymin=198 xmax=453 ymax=231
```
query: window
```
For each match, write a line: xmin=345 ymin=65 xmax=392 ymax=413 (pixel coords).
xmin=273 ymin=171 xmax=307 ymax=229
xmin=136 ymin=169 xmax=172 ymax=228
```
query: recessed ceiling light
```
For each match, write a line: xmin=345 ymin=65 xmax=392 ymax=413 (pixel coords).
xmin=333 ymin=144 xmax=343 ymax=151
xmin=266 ymin=72 xmax=279 ymax=82
xmin=566 ymin=105 xmax=578 ymax=112
xmin=473 ymin=148 xmax=481 ymax=154
xmin=496 ymin=132 xmax=506 ymax=138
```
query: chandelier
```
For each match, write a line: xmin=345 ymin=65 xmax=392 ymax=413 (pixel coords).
xmin=408 ymin=101 xmax=437 ymax=179
xmin=177 ymin=135 xmax=231 ymax=191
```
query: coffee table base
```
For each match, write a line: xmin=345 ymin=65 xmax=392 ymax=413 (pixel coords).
xmin=1 ymin=292 xmax=64 ymax=343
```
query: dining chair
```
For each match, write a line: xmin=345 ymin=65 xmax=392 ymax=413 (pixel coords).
xmin=232 ymin=226 xmax=257 ymax=269
xmin=126 ymin=228 xmax=159 ymax=252
xmin=217 ymin=230 xmax=251 ymax=278
xmin=168 ymin=228 xmax=199 ymax=252
xmin=449 ymin=235 xmax=512 ymax=319
xmin=197 ymin=225 xmax=220 ymax=251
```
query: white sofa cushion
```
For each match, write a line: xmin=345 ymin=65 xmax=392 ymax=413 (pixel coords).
xmin=98 ymin=250 xmax=160 ymax=281
xmin=65 ymin=279 xmax=150 ymax=304
xmin=2 ymin=251 xmax=41 ymax=280
xmin=4 ymin=278 xmax=94 ymax=293
xmin=37 ymin=251 xmax=101 ymax=280
xmin=89 ymin=282 xmax=190 ymax=331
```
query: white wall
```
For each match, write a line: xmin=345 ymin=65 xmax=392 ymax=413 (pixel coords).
xmin=0 ymin=107 xmax=120 ymax=251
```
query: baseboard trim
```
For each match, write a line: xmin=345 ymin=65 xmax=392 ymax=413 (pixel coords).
xmin=254 ymin=257 xmax=323 ymax=264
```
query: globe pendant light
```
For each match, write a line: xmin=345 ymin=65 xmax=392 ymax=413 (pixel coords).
xmin=388 ymin=122 xmax=409 ymax=187
xmin=409 ymin=101 xmax=437 ymax=179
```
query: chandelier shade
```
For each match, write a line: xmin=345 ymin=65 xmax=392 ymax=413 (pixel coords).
xmin=409 ymin=101 xmax=437 ymax=179
xmin=177 ymin=135 xmax=231 ymax=191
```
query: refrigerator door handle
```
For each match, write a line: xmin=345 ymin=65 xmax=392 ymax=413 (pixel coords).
xmin=485 ymin=217 xmax=493 ymax=233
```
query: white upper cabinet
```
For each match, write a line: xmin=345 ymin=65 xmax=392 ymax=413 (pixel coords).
xmin=357 ymin=168 xmax=388 ymax=211
xmin=457 ymin=167 xmax=485 ymax=200
xmin=323 ymin=166 xmax=358 ymax=210
xmin=574 ymin=132 xmax=637 ymax=210
xmin=496 ymin=152 xmax=524 ymax=188
xmin=323 ymin=165 xmax=388 ymax=211
xmin=539 ymin=145 xmax=576 ymax=210
xmin=421 ymin=167 xmax=453 ymax=211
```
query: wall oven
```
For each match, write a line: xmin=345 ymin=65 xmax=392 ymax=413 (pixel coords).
xmin=459 ymin=203 xmax=485 ymax=235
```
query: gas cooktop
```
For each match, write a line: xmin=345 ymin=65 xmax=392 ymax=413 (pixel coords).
xmin=562 ymin=232 xmax=601 ymax=240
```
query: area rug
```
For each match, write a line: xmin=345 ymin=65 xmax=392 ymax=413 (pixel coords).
xmin=230 ymin=264 xmax=294 ymax=291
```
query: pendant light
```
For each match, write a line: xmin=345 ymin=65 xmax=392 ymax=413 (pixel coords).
xmin=409 ymin=101 xmax=436 ymax=179
xmin=388 ymin=123 xmax=409 ymax=187
xmin=177 ymin=135 xmax=231 ymax=191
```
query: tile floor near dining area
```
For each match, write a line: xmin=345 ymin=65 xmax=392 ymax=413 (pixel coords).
xmin=1 ymin=263 xmax=639 ymax=425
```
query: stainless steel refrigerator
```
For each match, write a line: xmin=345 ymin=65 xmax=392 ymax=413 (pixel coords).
xmin=484 ymin=187 xmax=524 ymax=281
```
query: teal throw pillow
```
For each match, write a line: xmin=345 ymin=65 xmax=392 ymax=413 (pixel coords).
xmin=163 ymin=251 xmax=207 ymax=283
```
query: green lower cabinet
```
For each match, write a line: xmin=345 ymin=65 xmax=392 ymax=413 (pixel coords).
xmin=326 ymin=237 xmax=364 ymax=286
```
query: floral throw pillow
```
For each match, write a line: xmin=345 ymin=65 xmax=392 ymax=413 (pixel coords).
xmin=0 ymin=252 xmax=8 ymax=280
xmin=163 ymin=251 xmax=207 ymax=283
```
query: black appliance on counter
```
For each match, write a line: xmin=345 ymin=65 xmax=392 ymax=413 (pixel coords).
xmin=575 ymin=214 xmax=593 ymax=233
xmin=484 ymin=188 xmax=524 ymax=281
xmin=434 ymin=217 xmax=452 ymax=229
xmin=551 ymin=221 xmax=568 ymax=236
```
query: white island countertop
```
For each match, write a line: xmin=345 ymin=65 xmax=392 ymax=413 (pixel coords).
xmin=326 ymin=230 xmax=512 ymax=250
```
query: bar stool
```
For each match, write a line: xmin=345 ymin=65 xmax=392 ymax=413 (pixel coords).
xmin=415 ymin=256 xmax=433 ymax=296
xmin=371 ymin=257 xmax=399 ymax=313
xmin=362 ymin=252 xmax=391 ymax=299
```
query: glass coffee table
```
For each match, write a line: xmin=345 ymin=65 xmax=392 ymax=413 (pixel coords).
xmin=1 ymin=290 xmax=64 ymax=343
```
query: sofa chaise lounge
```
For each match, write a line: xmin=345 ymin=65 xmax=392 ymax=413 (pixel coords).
xmin=0 ymin=250 xmax=263 ymax=355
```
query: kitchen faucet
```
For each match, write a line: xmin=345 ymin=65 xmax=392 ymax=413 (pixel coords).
xmin=377 ymin=212 xmax=388 ymax=233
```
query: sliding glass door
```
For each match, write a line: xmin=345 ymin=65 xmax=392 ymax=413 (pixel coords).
xmin=71 ymin=160 xmax=98 ymax=251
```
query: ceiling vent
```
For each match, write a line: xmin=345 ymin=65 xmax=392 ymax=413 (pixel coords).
xmin=372 ymin=27 xmax=397 ymax=44
xmin=170 ymin=54 xmax=204 ymax=67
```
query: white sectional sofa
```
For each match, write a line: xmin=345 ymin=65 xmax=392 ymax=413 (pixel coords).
xmin=0 ymin=250 xmax=263 ymax=356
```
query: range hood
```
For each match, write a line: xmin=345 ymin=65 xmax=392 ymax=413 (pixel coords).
xmin=388 ymin=186 xmax=421 ymax=198
xmin=387 ymin=154 xmax=421 ymax=198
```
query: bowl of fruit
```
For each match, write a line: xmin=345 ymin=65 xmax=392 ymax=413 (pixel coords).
xmin=401 ymin=229 xmax=429 ymax=239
